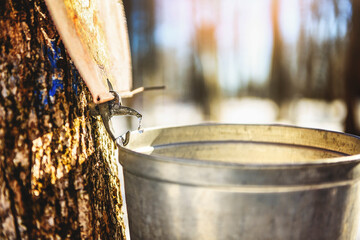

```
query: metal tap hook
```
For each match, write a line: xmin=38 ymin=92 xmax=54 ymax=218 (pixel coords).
xmin=91 ymin=91 xmax=142 ymax=146
xmin=108 ymin=91 xmax=142 ymax=120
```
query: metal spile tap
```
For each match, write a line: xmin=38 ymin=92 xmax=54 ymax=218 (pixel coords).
xmin=90 ymin=90 xmax=142 ymax=146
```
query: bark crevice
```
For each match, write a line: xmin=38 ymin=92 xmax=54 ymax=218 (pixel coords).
xmin=1 ymin=163 xmax=21 ymax=240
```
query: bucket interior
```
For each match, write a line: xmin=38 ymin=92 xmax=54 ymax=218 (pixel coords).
xmin=126 ymin=124 xmax=360 ymax=164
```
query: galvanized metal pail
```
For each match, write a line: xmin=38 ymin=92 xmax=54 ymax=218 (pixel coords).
xmin=118 ymin=124 xmax=360 ymax=240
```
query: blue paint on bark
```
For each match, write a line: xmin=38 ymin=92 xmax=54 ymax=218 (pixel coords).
xmin=48 ymin=42 xmax=64 ymax=98
xmin=48 ymin=41 xmax=61 ymax=69
xmin=72 ymin=68 xmax=79 ymax=96
xmin=36 ymin=40 xmax=65 ymax=107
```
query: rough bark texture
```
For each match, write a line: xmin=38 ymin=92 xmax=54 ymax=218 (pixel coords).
xmin=0 ymin=0 xmax=126 ymax=239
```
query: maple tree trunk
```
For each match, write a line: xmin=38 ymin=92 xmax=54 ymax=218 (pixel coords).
xmin=345 ymin=0 xmax=360 ymax=135
xmin=269 ymin=0 xmax=290 ymax=107
xmin=0 ymin=0 xmax=126 ymax=239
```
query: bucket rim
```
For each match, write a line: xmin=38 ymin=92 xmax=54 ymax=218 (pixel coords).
xmin=118 ymin=123 xmax=360 ymax=169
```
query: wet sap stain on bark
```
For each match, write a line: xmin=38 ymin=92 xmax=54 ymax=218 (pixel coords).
xmin=0 ymin=1 xmax=126 ymax=239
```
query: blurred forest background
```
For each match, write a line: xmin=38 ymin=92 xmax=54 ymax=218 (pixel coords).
xmin=120 ymin=0 xmax=360 ymax=135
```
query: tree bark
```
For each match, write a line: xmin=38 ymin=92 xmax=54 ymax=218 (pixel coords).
xmin=0 ymin=0 xmax=126 ymax=239
xmin=345 ymin=0 xmax=360 ymax=135
xmin=269 ymin=0 xmax=290 ymax=106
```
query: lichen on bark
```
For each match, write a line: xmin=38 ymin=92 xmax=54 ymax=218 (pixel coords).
xmin=0 ymin=0 xmax=126 ymax=239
